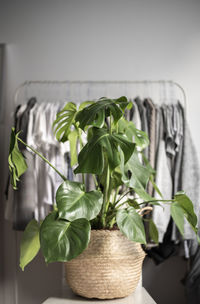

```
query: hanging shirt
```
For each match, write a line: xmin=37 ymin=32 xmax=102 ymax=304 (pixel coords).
xmin=152 ymin=107 xmax=172 ymax=242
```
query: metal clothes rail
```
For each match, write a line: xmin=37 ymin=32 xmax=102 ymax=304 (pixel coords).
xmin=14 ymin=80 xmax=187 ymax=111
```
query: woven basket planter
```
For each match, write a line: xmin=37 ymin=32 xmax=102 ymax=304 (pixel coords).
xmin=65 ymin=229 xmax=145 ymax=299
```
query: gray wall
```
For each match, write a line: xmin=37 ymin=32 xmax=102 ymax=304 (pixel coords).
xmin=0 ymin=1 xmax=200 ymax=303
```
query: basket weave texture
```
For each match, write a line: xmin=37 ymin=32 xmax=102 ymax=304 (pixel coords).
xmin=65 ymin=229 xmax=145 ymax=299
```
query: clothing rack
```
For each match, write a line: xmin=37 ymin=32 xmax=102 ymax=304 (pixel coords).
xmin=14 ymin=80 xmax=187 ymax=111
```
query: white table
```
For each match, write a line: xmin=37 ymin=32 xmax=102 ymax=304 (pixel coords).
xmin=42 ymin=286 xmax=156 ymax=304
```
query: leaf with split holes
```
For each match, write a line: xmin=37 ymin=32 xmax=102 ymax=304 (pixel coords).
xmin=74 ymin=128 xmax=135 ymax=174
xmin=75 ymin=96 xmax=130 ymax=130
xmin=53 ymin=102 xmax=77 ymax=142
xmin=53 ymin=101 xmax=94 ymax=143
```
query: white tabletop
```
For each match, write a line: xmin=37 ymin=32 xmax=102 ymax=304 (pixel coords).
xmin=42 ymin=287 xmax=156 ymax=304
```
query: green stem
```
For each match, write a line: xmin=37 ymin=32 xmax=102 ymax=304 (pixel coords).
xmin=116 ymin=198 xmax=174 ymax=209
xmin=77 ymin=128 xmax=86 ymax=187
xmin=137 ymin=199 xmax=174 ymax=205
xmin=92 ymin=174 xmax=99 ymax=189
xmin=101 ymin=165 xmax=110 ymax=227
xmin=113 ymin=186 xmax=120 ymax=204
xmin=114 ymin=190 xmax=132 ymax=207
xmin=116 ymin=200 xmax=129 ymax=209
xmin=106 ymin=211 xmax=117 ymax=223
xmin=109 ymin=216 xmax=116 ymax=229
xmin=82 ymin=174 xmax=85 ymax=185
xmin=109 ymin=110 xmax=112 ymax=135
xmin=17 ymin=137 xmax=67 ymax=181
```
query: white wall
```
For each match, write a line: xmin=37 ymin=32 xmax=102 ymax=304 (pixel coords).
xmin=0 ymin=0 xmax=200 ymax=303
xmin=1 ymin=0 xmax=200 ymax=137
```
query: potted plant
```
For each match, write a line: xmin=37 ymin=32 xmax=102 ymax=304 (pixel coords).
xmin=8 ymin=96 xmax=198 ymax=299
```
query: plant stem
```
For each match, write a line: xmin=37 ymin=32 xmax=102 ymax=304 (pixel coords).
xmin=116 ymin=200 xmax=129 ymax=209
xmin=114 ymin=190 xmax=132 ymax=207
xmin=92 ymin=174 xmax=99 ymax=189
xmin=109 ymin=216 xmax=116 ymax=229
xmin=106 ymin=211 xmax=117 ymax=223
xmin=77 ymin=128 xmax=86 ymax=187
xmin=109 ymin=112 xmax=112 ymax=135
xmin=116 ymin=198 xmax=175 ymax=209
xmin=113 ymin=186 xmax=120 ymax=204
xmin=82 ymin=174 xmax=85 ymax=185
xmin=137 ymin=199 xmax=174 ymax=205
xmin=17 ymin=137 xmax=67 ymax=181
xmin=101 ymin=164 xmax=110 ymax=227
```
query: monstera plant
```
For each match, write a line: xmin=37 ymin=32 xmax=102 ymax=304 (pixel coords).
xmin=8 ymin=96 xmax=198 ymax=270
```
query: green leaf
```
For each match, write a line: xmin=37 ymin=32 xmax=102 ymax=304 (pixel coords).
xmin=75 ymin=97 xmax=129 ymax=130
xmin=141 ymin=154 xmax=163 ymax=198
xmin=20 ymin=219 xmax=40 ymax=271
xmin=8 ymin=128 xmax=28 ymax=189
xmin=56 ymin=180 xmax=103 ymax=221
xmin=118 ymin=118 xmax=149 ymax=150
xmin=68 ymin=129 xmax=78 ymax=166
xmin=116 ymin=207 xmax=146 ymax=244
xmin=126 ymin=101 xmax=133 ymax=110
xmin=53 ymin=102 xmax=77 ymax=142
xmin=120 ymin=149 xmax=152 ymax=190
xmin=174 ymin=193 xmax=198 ymax=233
xmin=40 ymin=211 xmax=91 ymax=263
xmin=141 ymin=153 xmax=156 ymax=175
xmin=74 ymin=128 xmax=135 ymax=174
xmin=78 ymin=100 xmax=94 ymax=111
xmin=115 ymin=96 xmax=131 ymax=111
xmin=171 ymin=202 xmax=185 ymax=237
xmin=149 ymin=219 xmax=159 ymax=244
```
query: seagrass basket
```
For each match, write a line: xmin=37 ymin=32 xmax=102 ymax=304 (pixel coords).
xmin=65 ymin=229 xmax=145 ymax=299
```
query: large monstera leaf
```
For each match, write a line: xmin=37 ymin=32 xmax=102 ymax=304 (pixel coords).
xmin=56 ymin=180 xmax=103 ymax=221
xmin=40 ymin=211 xmax=91 ymax=263
xmin=53 ymin=101 xmax=94 ymax=143
xmin=75 ymin=96 xmax=130 ymax=130
xmin=53 ymin=101 xmax=94 ymax=165
xmin=74 ymin=128 xmax=135 ymax=174
xmin=116 ymin=207 xmax=146 ymax=244
xmin=53 ymin=102 xmax=77 ymax=142
xmin=8 ymin=128 xmax=28 ymax=189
